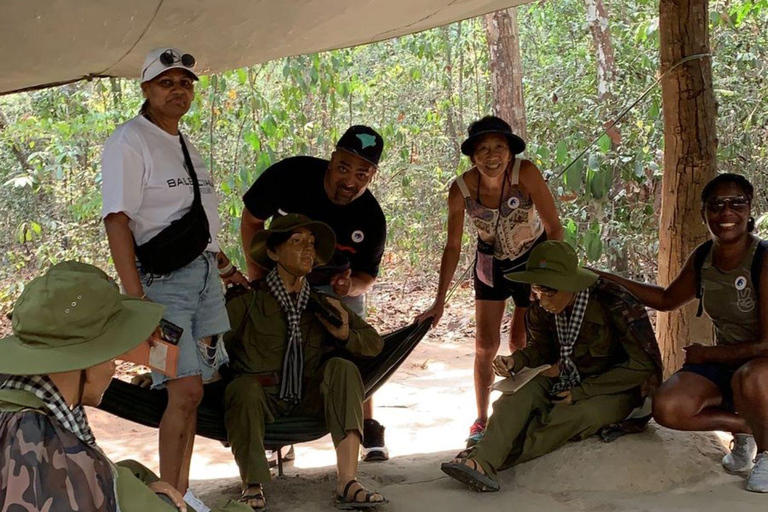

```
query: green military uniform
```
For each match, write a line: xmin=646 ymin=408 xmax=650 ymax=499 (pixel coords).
xmin=471 ymin=278 xmax=661 ymax=480
xmin=223 ymin=282 xmax=383 ymax=485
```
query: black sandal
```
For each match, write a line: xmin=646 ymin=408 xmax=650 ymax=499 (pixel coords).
xmin=335 ymin=479 xmax=388 ymax=510
xmin=441 ymin=458 xmax=500 ymax=492
xmin=238 ymin=485 xmax=266 ymax=511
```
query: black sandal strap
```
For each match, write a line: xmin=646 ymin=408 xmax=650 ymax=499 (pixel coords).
xmin=342 ymin=479 xmax=359 ymax=498
xmin=352 ymin=488 xmax=366 ymax=502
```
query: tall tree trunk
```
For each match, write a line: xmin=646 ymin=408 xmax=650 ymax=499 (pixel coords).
xmin=584 ymin=0 xmax=616 ymax=103
xmin=657 ymin=0 xmax=717 ymax=375
xmin=484 ymin=7 xmax=527 ymax=141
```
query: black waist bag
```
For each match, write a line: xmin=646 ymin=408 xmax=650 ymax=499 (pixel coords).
xmin=135 ymin=133 xmax=211 ymax=275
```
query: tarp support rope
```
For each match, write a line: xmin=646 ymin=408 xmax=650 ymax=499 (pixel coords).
xmin=550 ymin=53 xmax=712 ymax=184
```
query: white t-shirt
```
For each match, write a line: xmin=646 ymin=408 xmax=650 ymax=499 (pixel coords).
xmin=101 ymin=115 xmax=220 ymax=252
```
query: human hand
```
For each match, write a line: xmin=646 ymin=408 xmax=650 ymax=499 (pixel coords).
xmin=551 ymin=390 xmax=573 ymax=405
xmin=331 ymin=269 xmax=352 ymax=297
xmin=492 ymin=355 xmax=516 ymax=378
xmin=683 ymin=343 xmax=709 ymax=365
xmin=222 ymin=268 xmax=250 ymax=290
xmin=318 ymin=297 xmax=350 ymax=341
xmin=130 ymin=373 xmax=153 ymax=388
xmin=148 ymin=481 xmax=186 ymax=511
xmin=415 ymin=300 xmax=445 ymax=327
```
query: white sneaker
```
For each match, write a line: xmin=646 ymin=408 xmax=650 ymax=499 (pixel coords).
xmin=746 ymin=452 xmax=768 ymax=493
xmin=183 ymin=489 xmax=211 ymax=512
xmin=722 ymin=434 xmax=757 ymax=473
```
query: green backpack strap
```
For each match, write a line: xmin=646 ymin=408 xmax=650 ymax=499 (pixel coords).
xmin=693 ymin=240 xmax=713 ymax=317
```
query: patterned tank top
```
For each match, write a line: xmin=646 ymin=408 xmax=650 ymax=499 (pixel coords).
xmin=701 ymin=236 xmax=762 ymax=345
xmin=455 ymin=158 xmax=544 ymax=261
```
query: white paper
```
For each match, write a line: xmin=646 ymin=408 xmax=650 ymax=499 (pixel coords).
xmin=149 ymin=343 xmax=168 ymax=372
xmin=490 ymin=364 xmax=553 ymax=394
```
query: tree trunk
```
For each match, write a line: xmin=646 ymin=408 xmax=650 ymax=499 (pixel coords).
xmin=484 ymin=7 xmax=527 ymax=141
xmin=657 ymin=0 xmax=717 ymax=375
xmin=584 ymin=0 xmax=616 ymax=103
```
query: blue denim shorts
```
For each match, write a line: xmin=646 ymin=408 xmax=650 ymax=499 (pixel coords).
xmin=139 ymin=252 xmax=230 ymax=388
xmin=315 ymin=285 xmax=366 ymax=319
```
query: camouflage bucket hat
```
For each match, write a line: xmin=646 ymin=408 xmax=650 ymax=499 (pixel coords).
xmin=250 ymin=213 xmax=336 ymax=270
xmin=504 ymin=241 xmax=598 ymax=292
xmin=0 ymin=262 xmax=164 ymax=375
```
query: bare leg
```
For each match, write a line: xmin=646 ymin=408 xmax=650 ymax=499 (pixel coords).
xmin=653 ymin=372 xmax=749 ymax=433
xmin=474 ymin=300 xmax=505 ymax=423
xmin=159 ymin=374 xmax=203 ymax=492
xmin=508 ymin=306 xmax=528 ymax=353
xmin=732 ymin=358 xmax=768 ymax=451
xmin=336 ymin=431 xmax=384 ymax=503
xmin=363 ymin=397 xmax=374 ymax=420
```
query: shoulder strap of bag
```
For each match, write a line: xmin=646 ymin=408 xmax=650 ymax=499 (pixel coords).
xmin=694 ymin=239 xmax=713 ymax=317
xmin=751 ymin=239 xmax=768 ymax=294
xmin=178 ymin=133 xmax=202 ymax=206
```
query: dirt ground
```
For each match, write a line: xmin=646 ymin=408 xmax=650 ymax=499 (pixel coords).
xmin=82 ymin=278 xmax=766 ymax=511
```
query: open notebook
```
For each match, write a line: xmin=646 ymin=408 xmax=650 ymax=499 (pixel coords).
xmin=490 ymin=364 xmax=553 ymax=394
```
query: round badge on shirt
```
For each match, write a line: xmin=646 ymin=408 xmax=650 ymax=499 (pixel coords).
xmin=507 ymin=196 xmax=521 ymax=209
xmin=734 ymin=276 xmax=748 ymax=291
xmin=352 ymin=230 xmax=365 ymax=243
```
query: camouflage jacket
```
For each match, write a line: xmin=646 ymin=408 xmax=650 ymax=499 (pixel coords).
xmin=0 ymin=388 xmax=119 ymax=512
xmin=515 ymin=278 xmax=663 ymax=402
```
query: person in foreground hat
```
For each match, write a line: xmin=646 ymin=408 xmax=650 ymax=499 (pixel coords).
xmin=440 ymin=241 xmax=661 ymax=492
xmin=0 ymin=263 xmax=195 ymax=511
xmin=101 ymin=47 xmax=248 ymax=501
xmin=417 ymin=115 xmax=563 ymax=449
xmin=240 ymin=125 xmax=391 ymax=462
xmin=224 ymin=214 xmax=387 ymax=510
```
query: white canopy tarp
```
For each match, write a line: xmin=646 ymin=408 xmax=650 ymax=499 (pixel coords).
xmin=0 ymin=0 xmax=527 ymax=95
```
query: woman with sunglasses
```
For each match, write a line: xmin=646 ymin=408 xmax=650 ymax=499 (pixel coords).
xmin=101 ymin=48 xmax=248 ymax=503
xmin=597 ymin=173 xmax=768 ymax=492
xmin=417 ymin=116 xmax=563 ymax=447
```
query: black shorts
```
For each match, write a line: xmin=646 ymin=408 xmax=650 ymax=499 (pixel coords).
xmin=678 ymin=362 xmax=739 ymax=411
xmin=473 ymin=233 xmax=547 ymax=306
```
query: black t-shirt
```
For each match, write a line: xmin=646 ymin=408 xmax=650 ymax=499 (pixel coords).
xmin=243 ymin=156 xmax=387 ymax=285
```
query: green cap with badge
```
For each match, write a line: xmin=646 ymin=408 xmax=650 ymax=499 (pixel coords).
xmin=0 ymin=262 xmax=164 ymax=375
xmin=504 ymin=241 xmax=598 ymax=292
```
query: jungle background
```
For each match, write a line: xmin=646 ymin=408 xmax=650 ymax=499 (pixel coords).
xmin=0 ymin=0 xmax=766 ymax=321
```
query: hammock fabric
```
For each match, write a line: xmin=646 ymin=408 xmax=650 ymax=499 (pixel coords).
xmin=98 ymin=321 xmax=430 ymax=447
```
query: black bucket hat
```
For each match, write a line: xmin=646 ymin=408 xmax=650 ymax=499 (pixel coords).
xmin=460 ymin=116 xmax=526 ymax=156
xmin=335 ymin=125 xmax=384 ymax=167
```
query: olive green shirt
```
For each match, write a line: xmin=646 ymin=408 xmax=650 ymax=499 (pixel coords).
xmin=223 ymin=282 xmax=383 ymax=386
xmin=513 ymin=279 xmax=660 ymax=402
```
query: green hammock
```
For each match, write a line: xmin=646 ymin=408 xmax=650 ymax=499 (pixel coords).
xmin=98 ymin=320 xmax=429 ymax=459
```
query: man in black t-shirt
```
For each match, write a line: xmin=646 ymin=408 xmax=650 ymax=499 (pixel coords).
xmin=240 ymin=125 xmax=390 ymax=462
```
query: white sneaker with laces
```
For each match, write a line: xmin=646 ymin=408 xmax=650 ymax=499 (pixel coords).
xmin=746 ymin=452 xmax=768 ymax=493
xmin=722 ymin=433 xmax=757 ymax=473
xmin=183 ymin=489 xmax=211 ymax=512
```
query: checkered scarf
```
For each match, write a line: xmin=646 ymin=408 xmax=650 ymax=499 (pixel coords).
xmin=551 ymin=288 xmax=590 ymax=395
xmin=1 ymin=374 xmax=96 ymax=446
xmin=266 ymin=267 xmax=310 ymax=404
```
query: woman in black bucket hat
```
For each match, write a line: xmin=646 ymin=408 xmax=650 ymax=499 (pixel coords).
xmin=418 ymin=115 xmax=563 ymax=448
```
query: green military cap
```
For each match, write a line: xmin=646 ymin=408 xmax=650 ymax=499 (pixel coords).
xmin=0 ymin=262 xmax=164 ymax=375
xmin=250 ymin=213 xmax=336 ymax=270
xmin=505 ymin=241 xmax=598 ymax=292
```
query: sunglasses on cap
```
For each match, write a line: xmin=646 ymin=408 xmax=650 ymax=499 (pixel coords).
xmin=704 ymin=195 xmax=750 ymax=213
xmin=532 ymin=284 xmax=558 ymax=297
xmin=145 ymin=49 xmax=196 ymax=73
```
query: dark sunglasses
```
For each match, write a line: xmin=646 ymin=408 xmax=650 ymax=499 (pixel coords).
xmin=159 ymin=49 xmax=195 ymax=68
xmin=532 ymin=284 xmax=558 ymax=297
xmin=705 ymin=195 xmax=750 ymax=213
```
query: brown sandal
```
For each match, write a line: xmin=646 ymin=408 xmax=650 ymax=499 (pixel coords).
xmin=238 ymin=485 xmax=266 ymax=510
xmin=335 ymin=479 xmax=388 ymax=509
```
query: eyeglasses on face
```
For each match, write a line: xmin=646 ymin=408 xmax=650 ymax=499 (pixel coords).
xmin=705 ymin=195 xmax=750 ymax=213
xmin=532 ymin=284 xmax=559 ymax=297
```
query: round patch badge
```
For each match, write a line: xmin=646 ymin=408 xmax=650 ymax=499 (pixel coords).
xmin=538 ymin=259 xmax=547 ymax=268
xmin=351 ymin=230 xmax=365 ymax=243
xmin=734 ymin=276 xmax=748 ymax=291
xmin=507 ymin=196 xmax=521 ymax=209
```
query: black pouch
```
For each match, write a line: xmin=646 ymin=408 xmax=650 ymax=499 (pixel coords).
xmin=475 ymin=238 xmax=496 ymax=288
xmin=135 ymin=133 xmax=210 ymax=275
